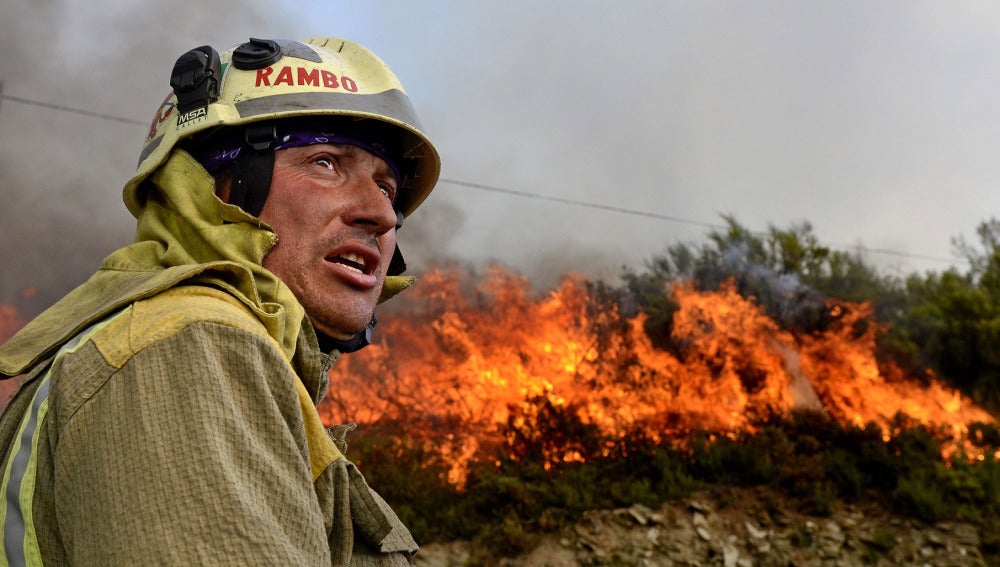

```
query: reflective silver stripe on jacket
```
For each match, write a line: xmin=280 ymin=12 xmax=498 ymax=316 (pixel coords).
xmin=0 ymin=316 xmax=119 ymax=566
xmin=1 ymin=375 xmax=52 ymax=567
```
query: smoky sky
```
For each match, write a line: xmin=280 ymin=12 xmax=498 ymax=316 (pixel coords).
xmin=4 ymin=1 xmax=1000 ymax=315
xmin=0 ymin=0 xmax=303 ymax=313
xmin=415 ymin=2 xmax=1000 ymax=279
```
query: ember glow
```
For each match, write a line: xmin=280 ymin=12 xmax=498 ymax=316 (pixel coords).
xmin=321 ymin=267 xmax=996 ymax=484
xmin=0 ymin=301 xmax=24 ymax=348
xmin=0 ymin=301 xmax=27 ymax=402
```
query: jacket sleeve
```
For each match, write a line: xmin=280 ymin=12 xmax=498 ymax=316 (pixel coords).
xmin=50 ymin=319 xmax=332 ymax=566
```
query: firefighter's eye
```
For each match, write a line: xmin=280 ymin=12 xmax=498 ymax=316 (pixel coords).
xmin=313 ymin=156 xmax=335 ymax=170
xmin=379 ymin=183 xmax=397 ymax=202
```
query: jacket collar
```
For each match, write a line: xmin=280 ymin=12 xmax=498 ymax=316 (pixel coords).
xmin=0 ymin=150 xmax=302 ymax=376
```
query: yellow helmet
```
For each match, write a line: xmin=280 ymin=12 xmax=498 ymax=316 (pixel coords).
xmin=126 ymin=37 xmax=440 ymax=218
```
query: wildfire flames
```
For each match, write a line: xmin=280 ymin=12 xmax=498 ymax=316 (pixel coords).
xmin=322 ymin=266 xmax=995 ymax=484
xmin=0 ymin=269 xmax=994 ymax=486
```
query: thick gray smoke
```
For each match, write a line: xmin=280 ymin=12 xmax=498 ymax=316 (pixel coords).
xmin=0 ymin=2 xmax=473 ymax=316
xmin=720 ymin=240 xmax=829 ymax=332
xmin=6 ymin=1 xmax=1000 ymax=317
xmin=0 ymin=2 xmax=303 ymax=315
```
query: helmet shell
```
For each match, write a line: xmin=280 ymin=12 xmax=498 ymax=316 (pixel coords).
xmin=127 ymin=37 xmax=440 ymax=217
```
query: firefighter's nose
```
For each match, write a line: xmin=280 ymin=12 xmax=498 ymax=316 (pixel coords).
xmin=345 ymin=177 xmax=397 ymax=235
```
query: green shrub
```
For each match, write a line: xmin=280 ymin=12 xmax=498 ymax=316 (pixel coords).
xmin=973 ymin=457 xmax=1000 ymax=518
xmin=804 ymin=482 xmax=837 ymax=517
xmin=609 ymin=477 xmax=658 ymax=508
xmin=688 ymin=433 xmax=780 ymax=486
xmin=473 ymin=512 xmax=539 ymax=557
xmin=894 ymin=467 xmax=954 ymax=522
xmin=651 ymin=449 xmax=698 ymax=500
xmin=824 ymin=448 xmax=864 ymax=499
xmin=348 ymin=410 xmax=1000 ymax=559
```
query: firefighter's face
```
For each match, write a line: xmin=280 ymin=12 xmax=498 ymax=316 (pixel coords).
xmin=258 ymin=143 xmax=398 ymax=340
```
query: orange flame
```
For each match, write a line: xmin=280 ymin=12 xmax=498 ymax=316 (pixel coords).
xmin=0 ymin=301 xmax=24 ymax=346
xmin=322 ymin=267 xmax=995 ymax=484
xmin=2 ymin=274 xmax=991 ymax=480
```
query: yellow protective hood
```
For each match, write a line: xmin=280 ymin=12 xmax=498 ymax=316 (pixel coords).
xmin=0 ymin=149 xmax=413 ymax=378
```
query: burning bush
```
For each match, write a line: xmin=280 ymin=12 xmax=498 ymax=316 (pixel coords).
xmin=322 ymin=264 xmax=995 ymax=486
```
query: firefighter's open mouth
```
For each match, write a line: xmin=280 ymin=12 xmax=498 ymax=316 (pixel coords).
xmin=327 ymin=252 xmax=372 ymax=275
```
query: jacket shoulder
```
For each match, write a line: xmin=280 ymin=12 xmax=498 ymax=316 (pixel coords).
xmin=94 ymin=285 xmax=272 ymax=370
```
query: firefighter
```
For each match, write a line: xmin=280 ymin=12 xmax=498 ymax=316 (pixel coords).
xmin=0 ymin=37 xmax=439 ymax=565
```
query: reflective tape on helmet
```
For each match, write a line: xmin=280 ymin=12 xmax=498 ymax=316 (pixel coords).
xmin=234 ymin=90 xmax=421 ymax=128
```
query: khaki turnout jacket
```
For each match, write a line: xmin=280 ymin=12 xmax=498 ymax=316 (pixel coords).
xmin=0 ymin=151 xmax=417 ymax=565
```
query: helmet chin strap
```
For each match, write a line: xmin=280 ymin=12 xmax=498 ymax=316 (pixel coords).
xmin=228 ymin=125 xmax=278 ymax=217
xmin=315 ymin=316 xmax=376 ymax=354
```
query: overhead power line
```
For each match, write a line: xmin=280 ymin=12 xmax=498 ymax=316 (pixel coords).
xmin=438 ymin=178 xmax=963 ymax=265
xmin=0 ymin=93 xmax=147 ymax=126
xmin=0 ymin=92 xmax=967 ymax=266
xmin=439 ymin=178 xmax=723 ymax=230
xmin=824 ymin=244 xmax=960 ymax=264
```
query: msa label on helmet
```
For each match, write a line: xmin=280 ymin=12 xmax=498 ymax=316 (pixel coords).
xmin=255 ymin=65 xmax=359 ymax=92
xmin=176 ymin=106 xmax=208 ymax=127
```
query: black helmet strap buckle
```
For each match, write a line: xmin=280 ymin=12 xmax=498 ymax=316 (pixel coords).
xmin=228 ymin=124 xmax=278 ymax=217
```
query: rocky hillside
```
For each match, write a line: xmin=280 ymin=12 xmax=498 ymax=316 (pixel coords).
xmin=414 ymin=487 xmax=990 ymax=566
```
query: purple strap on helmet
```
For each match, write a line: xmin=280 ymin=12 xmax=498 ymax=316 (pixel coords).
xmin=198 ymin=131 xmax=401 ymax=183
xmin=200 ymin=146 xmax=244 ymax=171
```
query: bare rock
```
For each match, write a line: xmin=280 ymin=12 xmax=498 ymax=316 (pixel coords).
xmin=414 ymin=487 xmax=990 ymax=566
